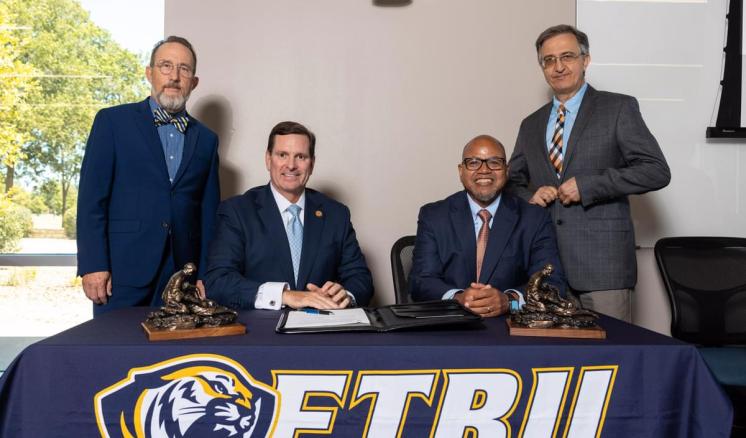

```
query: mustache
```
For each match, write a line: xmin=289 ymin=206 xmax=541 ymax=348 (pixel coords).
xmin=163 ymin=81 xmax=182 ymax=89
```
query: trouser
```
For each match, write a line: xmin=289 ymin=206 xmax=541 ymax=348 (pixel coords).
xmin=570 ymin=288 xmax=633 ymax=323
xmin=92 ymin=245 xmax=175 ymax=317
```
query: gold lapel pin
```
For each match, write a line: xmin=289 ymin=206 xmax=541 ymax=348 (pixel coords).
xmin=315 ymin=210 xmax=323 ymax=218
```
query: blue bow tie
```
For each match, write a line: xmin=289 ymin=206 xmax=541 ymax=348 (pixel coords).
xmin=153 ymin=107 xmax=188 ymax=133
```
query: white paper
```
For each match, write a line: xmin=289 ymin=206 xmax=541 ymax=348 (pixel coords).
xmin=284 ymin=308 xmax=371 ymax=329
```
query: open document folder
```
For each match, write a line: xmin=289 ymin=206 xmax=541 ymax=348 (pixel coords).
xmin=276 ymin=300 xmax=483 ymax=333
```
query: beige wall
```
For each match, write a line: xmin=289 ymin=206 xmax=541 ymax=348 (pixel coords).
xmin=634 ymin=248 xmax=670 ymax=335
xmin=167 ymin=0 xmax=575 ymax=305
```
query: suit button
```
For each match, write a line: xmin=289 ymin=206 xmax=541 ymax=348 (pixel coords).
xmin=161 ymin=221 xmax=170 ymax=229
xmin=556 ymin=219 xmax=563 ymax=225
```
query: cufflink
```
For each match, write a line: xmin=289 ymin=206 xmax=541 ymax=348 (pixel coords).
xmin=269 ymin=300 xmax=276 ymax=307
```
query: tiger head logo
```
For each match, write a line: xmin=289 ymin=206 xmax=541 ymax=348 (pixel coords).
xmin=95 ymin=354 xmax=279 ymax=437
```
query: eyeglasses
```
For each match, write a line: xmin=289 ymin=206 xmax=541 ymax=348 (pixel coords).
xmin=154 ymin=61 xmax=195 ymax=77
xmin=462 ymin=157 xmax=506 ymax=171
xmin=541 ymin=52 xmax=584 ymax=69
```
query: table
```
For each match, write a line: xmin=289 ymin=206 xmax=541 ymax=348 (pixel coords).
xmin=0 ymin=308 xmax=732 ymax=437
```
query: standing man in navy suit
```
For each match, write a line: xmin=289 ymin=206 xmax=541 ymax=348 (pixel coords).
xmin=409 ymin=135 xmax=565 ymax=317
xmin=507 ymin=25 xmax=670 ymax=322
xmin=205 ymin=121 xmax=373 ymax=310
xmin=77 ymin=36 xmax=220 ymax=316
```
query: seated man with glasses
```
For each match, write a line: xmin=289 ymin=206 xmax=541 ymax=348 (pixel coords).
xmin=409 ymin=135 xmax=566 ymax=317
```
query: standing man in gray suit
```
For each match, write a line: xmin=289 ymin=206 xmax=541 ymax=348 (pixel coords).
xmin=507 ymin=24 xmax=670 ymax=322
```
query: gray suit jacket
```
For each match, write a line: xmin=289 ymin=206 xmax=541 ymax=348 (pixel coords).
xmin=507 ymin=85 xmax=670 ymax=291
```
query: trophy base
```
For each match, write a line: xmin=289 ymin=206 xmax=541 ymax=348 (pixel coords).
xmin=142 ymin=321 xmax=246 ymax=341
xmin=507 ymin=319 xmax=605 ymax=339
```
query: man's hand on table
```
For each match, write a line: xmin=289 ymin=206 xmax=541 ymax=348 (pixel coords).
xmin=454 ymin=283 xmax=509 ymax=317
xmin=282 ymin=281 xmax=350 ymax=309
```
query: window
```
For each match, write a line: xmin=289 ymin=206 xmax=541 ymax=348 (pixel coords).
xmin=0 ymin=0 xmax=163 ymax=372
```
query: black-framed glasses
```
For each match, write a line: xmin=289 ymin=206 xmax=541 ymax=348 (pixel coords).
xmin=541 ymin=52 xmax=584 ymax=69
xmin=462 ymin=157 xmax=506 ymax=171
xmin=155 ymin=61 xmax=195 ymax=77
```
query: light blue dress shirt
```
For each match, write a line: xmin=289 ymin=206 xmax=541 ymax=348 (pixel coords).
xmin=466 ymin=192 xmax=501 ymax=236
xmin=545 ymin=82 xmax=588 ymax=155
xmin=148 ymin=97 xmax=185 ymax=183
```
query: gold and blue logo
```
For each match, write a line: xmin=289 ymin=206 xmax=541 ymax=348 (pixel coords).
xmin=94 ymin=354 xmax=279 ymax=437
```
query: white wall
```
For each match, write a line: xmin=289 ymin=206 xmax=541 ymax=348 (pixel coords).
xmin=578 ymin=0 xmax=745 ymax=244
xmin=166 ymin=1 xmax=732 ymax=335
xmin=578 ymin=0 xmax=746 ymax=334
xmin=167 ymin=0 xmax=575 ymax=306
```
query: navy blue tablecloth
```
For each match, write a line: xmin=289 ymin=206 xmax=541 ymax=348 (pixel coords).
xmin=0 ymin=308 xmax=733 ymax=437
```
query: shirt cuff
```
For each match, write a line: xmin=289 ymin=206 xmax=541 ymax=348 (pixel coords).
xmin=345 ymin=290 xmax=357 ymax=307
xmin=255 ymin=282 xmax=288 ymax=310
xmin=442 ymin=289 xmax=463 ymax=300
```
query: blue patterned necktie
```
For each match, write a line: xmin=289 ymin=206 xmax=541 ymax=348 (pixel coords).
xmin=286 ymin=204 xmax=303 ymax=284
xmin=153 ymin=107 xmax=189 ymax=133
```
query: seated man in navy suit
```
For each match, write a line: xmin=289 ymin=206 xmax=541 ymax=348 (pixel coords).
xmin=205 ymin=121 xmax=373 ymax=310
xmin=409 ymin=135 xmax=566 ymax=317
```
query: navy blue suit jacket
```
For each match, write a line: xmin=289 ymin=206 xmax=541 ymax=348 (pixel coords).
xmin=77 ymin=98 xmax=220 ymax=288
xmin=409 ymin=191 xmax=566 ymax=301
xmin=205 ymin=185 xmax=374 ymax=309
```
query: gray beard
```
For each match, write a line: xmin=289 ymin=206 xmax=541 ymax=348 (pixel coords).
xmin=472 ymin=190 xmax=499 ymax=205
xmin=153 ymin=88 xmax=190 ymax=113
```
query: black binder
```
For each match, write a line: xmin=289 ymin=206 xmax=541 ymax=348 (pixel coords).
xmin=276 ymin=300 xmax=483 ymax=333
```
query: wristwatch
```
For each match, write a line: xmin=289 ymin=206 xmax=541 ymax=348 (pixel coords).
xmin=506 ymin=292 xmax=520 ymax=314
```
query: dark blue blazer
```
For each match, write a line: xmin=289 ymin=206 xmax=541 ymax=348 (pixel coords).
xmin=77 ymin=98 xmax=220 ymax=287
xmin=205 ymin=184 xmax=374 ymax=309
xmin=409 ymin=191 xmax=566 ymax=301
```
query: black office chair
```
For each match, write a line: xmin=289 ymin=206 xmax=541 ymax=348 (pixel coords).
xmin=654 ymin=237 xmax=746 ymax=435
xmin=391 ymin=235 xmax=416 ymax=304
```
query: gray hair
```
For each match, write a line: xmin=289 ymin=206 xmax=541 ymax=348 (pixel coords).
xmin=149 ymin=36 xmax=197 ymax=74
xmin=535 ymin=25 xmax=589 ymax=64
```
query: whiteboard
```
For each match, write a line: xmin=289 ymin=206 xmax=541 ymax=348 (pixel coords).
xmin=578 ymin=0 xmax=746 ymax=246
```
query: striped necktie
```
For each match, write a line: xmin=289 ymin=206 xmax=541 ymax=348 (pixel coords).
xmin=549 ymin=104 xmax=565 ymax=177
xmin=286 ymin=204 xmax=303 ymax=284
xmin=153 ymin=107 xmax=189 ymax=133
xmin=476 ymin=209 xmax=491 ymax=281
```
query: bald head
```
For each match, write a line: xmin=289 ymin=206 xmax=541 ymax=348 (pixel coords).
xmin=459 ymin=134 xmax=508 ymax=207
xmin=462 ymin=135 xmax=505 ymax=159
